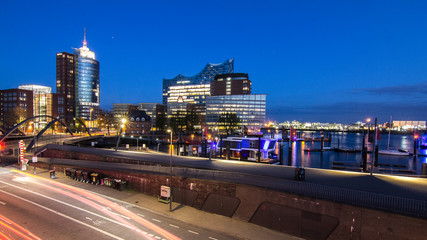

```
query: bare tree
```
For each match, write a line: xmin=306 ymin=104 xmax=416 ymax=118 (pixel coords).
xmin=97 ymin=109 xmax=116 ymax=135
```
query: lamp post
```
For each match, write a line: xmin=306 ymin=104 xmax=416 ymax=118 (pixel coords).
xmin=167 ymin=129 xmax=173 ymax=212
xmin=370 ymin=117 xmax=377 ymax=176
xmin=115 ymin=118 xmax=126 ymax=151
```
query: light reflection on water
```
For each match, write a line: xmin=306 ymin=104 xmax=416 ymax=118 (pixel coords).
xmin=278 ymin=131 xmax=426 ymax=175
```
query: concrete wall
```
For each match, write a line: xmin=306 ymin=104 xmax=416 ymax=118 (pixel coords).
xmin=39 ymin=148 xmax=427 ymax=240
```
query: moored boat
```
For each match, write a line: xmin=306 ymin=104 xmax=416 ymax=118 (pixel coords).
xmin=378 ymin=149 xmax=410 ymax=156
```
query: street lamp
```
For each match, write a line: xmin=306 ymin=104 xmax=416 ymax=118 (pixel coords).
xmin=115 ymin=118 xmax=127 ymax=151
xmin=167 ymin=129 xmax=173 ymax=212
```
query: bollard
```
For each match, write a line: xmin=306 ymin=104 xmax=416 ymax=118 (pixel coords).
xmin=374 ymin=145 xmax=379 ymax=167
xmin=295 ymin=167 xmax=305 ymax=181
xmin=49 ymin=170 xmax=56 ymax=179
xmin=421 ymin=163 xmax=427 ymax=176
xmin=362 ymin=147 xmax=368 ymax=172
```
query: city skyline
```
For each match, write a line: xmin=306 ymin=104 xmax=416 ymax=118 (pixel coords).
xmin=1 ymin=1 xmax=427 ymax=124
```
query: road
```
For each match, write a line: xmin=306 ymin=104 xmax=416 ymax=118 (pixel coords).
xmin=0 ymin=167 xmax=236 ymax=240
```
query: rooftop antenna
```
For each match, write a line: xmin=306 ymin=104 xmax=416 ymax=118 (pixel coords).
xmin=83 ymin=27 xmax=87 ymax=47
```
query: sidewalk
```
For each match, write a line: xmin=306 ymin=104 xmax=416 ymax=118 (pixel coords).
xmin=16 ymin=164 xmax=299 ymax=240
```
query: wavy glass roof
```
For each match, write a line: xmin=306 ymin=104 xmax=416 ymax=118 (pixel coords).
xmin=163 ymin=58 xmax=234 ymax=104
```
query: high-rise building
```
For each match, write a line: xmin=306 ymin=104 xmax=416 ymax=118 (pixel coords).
xmin=56 ymin=52 xmax=75 ymax=121
xmin=73 ymin=31 xmax=100 ymax=121
xmin=162 ymin=59 xmax=234 ymax=104
xmin=211 ymin=73 xmax=251 ymax=96
xmin=56 ymin=30 xmax=100 ymax=122
xmin=206 ymin=94 xmax=266 ymax=131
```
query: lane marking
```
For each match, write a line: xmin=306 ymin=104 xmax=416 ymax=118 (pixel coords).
xmin=0 ymin=180 xmax=134 ymax=230
xmin=0 ymin=189 xmax=125 ymax=240
xmin=0 ymin=201 xmax=6 ymax=205
xmin=209 ymin=237 xmax=219 ymax=240
xmin=188 ymin=230 xmax=199 ymax=235
xmin=1 ymin=178 xmax=181 ymax=240
xmin=137 ymin=214 xmax=145 ymax=218
xmin=152 ymin=218 xmax=161 ymax=223
xmin=169 ymin=224 xmax=179 ymax=229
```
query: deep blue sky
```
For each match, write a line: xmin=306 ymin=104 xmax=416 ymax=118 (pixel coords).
xmin=1 ymin=1 xmax=427 ymax=124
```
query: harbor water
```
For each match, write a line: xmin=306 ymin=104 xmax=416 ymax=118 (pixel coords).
xmin=278 ymin=131 xmax=427 ymax=175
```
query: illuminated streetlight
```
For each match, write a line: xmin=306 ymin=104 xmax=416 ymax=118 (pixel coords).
xmin=115 ymin=118 xmax=127 ymax=151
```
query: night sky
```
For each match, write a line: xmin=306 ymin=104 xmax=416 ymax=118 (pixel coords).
xmin=1 ymin=1 xmax=427 ymax=124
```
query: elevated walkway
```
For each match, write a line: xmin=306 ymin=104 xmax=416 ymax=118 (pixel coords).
xmin=36 ymin=144 xmax=427 ymax=219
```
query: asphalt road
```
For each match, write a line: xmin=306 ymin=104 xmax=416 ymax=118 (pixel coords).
xmin=0 ymin=167 xmax=236 ymax=240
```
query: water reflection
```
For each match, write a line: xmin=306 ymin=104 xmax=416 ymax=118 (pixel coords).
xmin=280 ymin=131 xmax=424 ymax=176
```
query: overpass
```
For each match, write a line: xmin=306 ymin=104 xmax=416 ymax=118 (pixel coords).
xmin=30 ymin=144 xmax=427 ymax=239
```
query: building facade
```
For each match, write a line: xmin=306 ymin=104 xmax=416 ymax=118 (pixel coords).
xmin=0 ymin=88 xmax=33 ymax=129
xmin=56 ymin=52 xmax=75 ymax=122
xmin=138 ymin=103 xmax=158 ymax=126
xmin=162 ymin=59 xmax=234 ymax=104
xmin=211 ymin=73 xmax=251 ymax=96
xmin=18 ymin=85 xmax=63 ymax=129
xmin=124 ymin=110 xmax=152 ymax=136
xmin=113 ymin=103 xmax=138 ymax=120
xmin=73 ymin=33 xmax=100 ymax=121
xmin=206 ymin=94 xmax=266 ymax=131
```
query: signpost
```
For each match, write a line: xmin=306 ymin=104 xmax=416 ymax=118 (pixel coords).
xmin=19 ymin=140 xmax=27 ymax=170
xmin=158 ymin=185 xmax=170 ymax=203
xmin=32 ymin=156 xmax=38 ymax=174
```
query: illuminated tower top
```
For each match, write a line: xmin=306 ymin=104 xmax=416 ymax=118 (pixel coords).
xmin=74 ymin=28 xmax=95 ymax=59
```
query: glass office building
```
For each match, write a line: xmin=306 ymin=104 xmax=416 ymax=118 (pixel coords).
xmin=74 ymin=33 xmax=100 ymax=120
xmin=206 ymin=94 xmax=266 ymax=131
xmin=18 ymin=85 xmax=53 ymax=128
xmin=162 ymin=59 xmax=234 ymax=104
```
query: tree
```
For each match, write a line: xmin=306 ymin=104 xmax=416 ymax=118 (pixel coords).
xmin=185 ymin=109 xmax=199 ymax=134
xmin=2 ymin=107 xmax=27 ymax=131
xmin=217 ymin=112 xmax=240 ymax=135
xmin=155 ymin=112 xmax=167 ymax=132
xmin=97 ymin=109 xmax=116 ymax=135
xmin=169 ymin=111 xmax=186 ymax=133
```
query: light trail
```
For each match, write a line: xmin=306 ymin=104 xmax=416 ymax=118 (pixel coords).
xmin=0 ymin=180 xmax=157 ymax=240
xmin=0 ymin=214 xmax=42 ymax=240
xmin=11 ymin=170 xmax=182 ymax=240
xmin=0 ymin=189 xmax=127 ymax=240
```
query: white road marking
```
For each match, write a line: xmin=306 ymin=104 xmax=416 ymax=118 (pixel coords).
xmin=0 ymin=180 xmax=134 ymax=230
xmin=188 ymin=230 xmax=199 ymax=235
xmin=169 ymin=224 xmax=179 ymax=229
xmin=137 ymin=213 xmax=145 ymax=218
xmin=152 ymin=218 xmax=161 ymax=223
xmin=209 ymin=237 xmax=219 ymax=240
xmin=0 ymin=201 xmax=6 ymax=205
xmin=111 ymin=211 xmax=131 ymax=220
xmin=0 ymin=189 xmax=125 ymax=240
